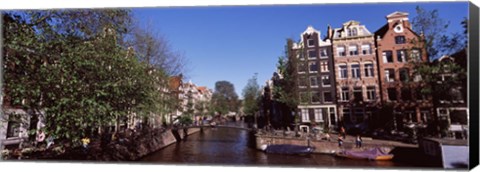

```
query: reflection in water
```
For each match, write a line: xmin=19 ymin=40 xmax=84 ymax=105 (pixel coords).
xmin=140 ymin=122 xmax=403 ymax=168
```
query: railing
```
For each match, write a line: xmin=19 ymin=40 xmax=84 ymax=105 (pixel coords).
xmin=175 ymin=125 xmax=255 ymax=131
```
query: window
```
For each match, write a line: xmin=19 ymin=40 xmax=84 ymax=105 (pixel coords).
xmin=6 ymin=114 xmax=21 ymax=138
xmin=329 ymin=107 xmax=336 ymax=125
xmin=366 ymin=86 xmax=376 ymax=101
xmin=395 ymin=36 xmax=406 ymax=44
xmin=347 ymin=28 xmax=352 ymax=36
xmin=301 ymin=109 xmax=309 ymax=122
xmin=299 ymin=76 xmax=307 ymax=88
xmin=298 ymin=51 xmax=305 ymax=60
xmin=320 ymin=48 xmax=328 ymax=57
xmin=307 ymin=39 xmax=315 ymax=47
xmin=320 ymin=61 xmax=329 ymax=72
xmin=314 ymin=109 xmax=323 ymax=122
xmin=340 ymin=87 xmax=349 ymax=102
xmin=311 ymin=92 xmax=321 ymax=103
xmin=451 ymin=88 xmax=464 ymax=102
xmin=361 ymin=44 xmax=371 ymax=55
xmin=322 ymin=75 xmax=331 ymax=87
xmin=401 ymin=88 xmax=412 ymax=101
xmin=383 ymin=51 xmax=393 ymax=63
xmin=298 ymin=63 xmax=306 ymax=73
xmin=352 ymin=28 xmax=358 ymax=36
xmin=399 ymin=68 xmax=409 ymax=82
xmin=308 ymin=49 xmax=317 ymax=59
xmin=337 ymin=46 xmax=346 ymax=56
xmin=349 ymin=45 xmax=358 ymax=56
xmin=397 ymin=50 xmax=407 ymax=62
xmin=309 ymin=61 xmax=318 ymax=73
xmin=324 ymin=92 xmax=333 ymax=102
xmin=385 ymin=69 xmax=395 ymax=82
xmin=353 ymin=87 xmax=363 ymax=102
xmin=351 ymin=64 xmax=360 ymax=79
xmin=450 ymin=110 xmax=468 ymax=125
xmin=364 ymin=63 xmax=374 ymax=77
xmin=339 ymin=65 xmax=348 ymax=79
xmin=310 ymin=76 xmax=319 ymax=87
xmin=388 ymin=88 xmax=397 ymax=101
xmin=410 ymin=49 xmax=421 ymax=61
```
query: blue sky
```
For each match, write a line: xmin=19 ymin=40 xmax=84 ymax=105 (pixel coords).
xmin=132 ymin=2 xmax=468 ymax=98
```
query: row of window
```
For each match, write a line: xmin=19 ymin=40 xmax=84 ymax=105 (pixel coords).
xmin=336 ymin=44 xmax=372 ymax=57
xmin=299 ymin=91 xmax=334 ymax=104
xmin=382 ymin=49 xmax=421 ymax=63
xmin=386 ymin=87 xmax=427 ymax=101
xmin=339 ymin=86 xmax=377 ymax=102
xmin=337 ymin=63 xmax=375 ymax=79
xmin=298 ymin=61 xmax=330 ymax=73
xmin=384 ymin=68 xmax=422 ymax=83
xmin=300 ymin=107 xmax=337 ymax=123
xmin=299 ymin=75 xmax=331 ymax=88
xmin=298 ymin=48 xmax=330 ymax=60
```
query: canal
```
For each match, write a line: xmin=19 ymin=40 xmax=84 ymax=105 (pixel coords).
xmin=140 ymin=121 xmax=414 ymax=168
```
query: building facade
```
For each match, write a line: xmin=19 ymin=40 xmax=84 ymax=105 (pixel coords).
xmin=374 ymin=12 xmax=432 ymax=131
xmin=328 ymin=21 xmax=381 ymax=127
xmin=292 ymin=26 xmax=338 ymax=129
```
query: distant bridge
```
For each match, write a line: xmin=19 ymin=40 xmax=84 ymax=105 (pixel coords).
xmin=174 ymin=124 xmax=255 ymax=131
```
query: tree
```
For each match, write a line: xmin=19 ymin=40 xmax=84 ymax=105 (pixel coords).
xmin=411 ymin=6 xmax=466 ymax=61
xmin=242 ymin=73 xmax=260 ymax=117
xmin=2 ymin=9 xmax=184 ymax=146
xmin=211 ymin=81 xmax=239 ymax=116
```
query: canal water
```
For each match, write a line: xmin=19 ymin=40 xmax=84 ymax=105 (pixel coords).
xmin=140 ymin=122 xmax=413 ymax=169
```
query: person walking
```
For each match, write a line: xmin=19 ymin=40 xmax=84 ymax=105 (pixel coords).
xmin=355 ymin=135 xmax=362 ymax=148
xmin=337 ymin=134 xmax=344 ymax=147
xmin=340 ymin=126 xmax=346 ymax=139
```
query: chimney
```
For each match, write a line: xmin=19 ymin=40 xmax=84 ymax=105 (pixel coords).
xmin=327 ymin=25 xmax=333 ymax=39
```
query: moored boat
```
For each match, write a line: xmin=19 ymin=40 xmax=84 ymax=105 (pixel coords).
xmin=335 ymin=147 xmax=394 ymax=161
xmin=262 ymin=144 xmax=314 ymax=155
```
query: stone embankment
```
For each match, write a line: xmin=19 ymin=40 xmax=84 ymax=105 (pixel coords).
xmin=2 ymin=127 xmax=201 ymax=161
xmin=255 ymin=131 xmax=417 ymax=154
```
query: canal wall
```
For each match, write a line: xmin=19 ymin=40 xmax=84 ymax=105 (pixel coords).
xmin=255 ymin=134 xmax=413 ymax=154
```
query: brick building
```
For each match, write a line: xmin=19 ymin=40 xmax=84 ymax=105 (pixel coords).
xmin=374 ymin=12 xmax=432 ymax=131
xmin=328 ymin=20 xmax=381 ymax=128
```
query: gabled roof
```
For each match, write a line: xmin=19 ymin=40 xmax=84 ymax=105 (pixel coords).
xmin=386 ymin=11 xmax=409 ymax=18
xmin=332 ymin=20 xmax=372 ymax=39
xmin=169 ymin=76 xmax=183 ymax=91
xmin=374 ymin=23 xmax=389 ymax=39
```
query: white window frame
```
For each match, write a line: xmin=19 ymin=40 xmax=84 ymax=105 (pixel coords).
xmin=320 ymin=48 xmax=328 ymax=58
xmin=320 ymin=61 xmax=329 ymax=72
xmin=323 ymin=91 xmax=333 ymax=103
xmin=349 ymin=45 xmax=358 ymax=56
xmin=301 ymin=109 xmax=310 ymax=123
xmin=314 ymin=108 xmax=323 ymax=122
xmin=308 ymin=49 xmax=317 ymax=59
xmin=321 ymin=75 xmax=331 ymax=87
xmin=364 ymin=63 xmax=374 ymax=77
xmin=309 ymin=61 xmax=318 ymax=73
xmin=351 ymin=64 xmax=360 ymax=79
xmin=366 ymin=86 xmax=376 ymax=101
xmin=340 ymin=87 xmax=349 ymax=102
xmin=361 ymin=44 xmax=371 ymax=55
xmin=310 ymin=76 xmax=319 ymax=88
xmin=311 ymin=91 xmax=321 ymax=103
xmin=307 ymin=39 xmax=315 ymax=47
xmin=337 ymin=46 xmax=346 ymax=56
xmin=339 ymin=65 xmax=348 ymax=79
xmin=385 ymin=69 xmax=395 ymax=82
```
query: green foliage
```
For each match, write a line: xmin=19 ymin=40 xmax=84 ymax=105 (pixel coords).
xmin=175 ymin=115 xmax=193 ymax=126
xmin=3 ymin=10 xmax=181 ymax=145
xmin=242 ymin=74 xmax=260 ymax=116
xmin=211 ymin=81 xmax=240 ymax=115
xmin=272 ymin=39 xmax=299 ymax=109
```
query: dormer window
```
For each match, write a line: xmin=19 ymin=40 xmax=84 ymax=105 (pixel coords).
xmin=352 ymin=28 xmax=358 ymax=36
